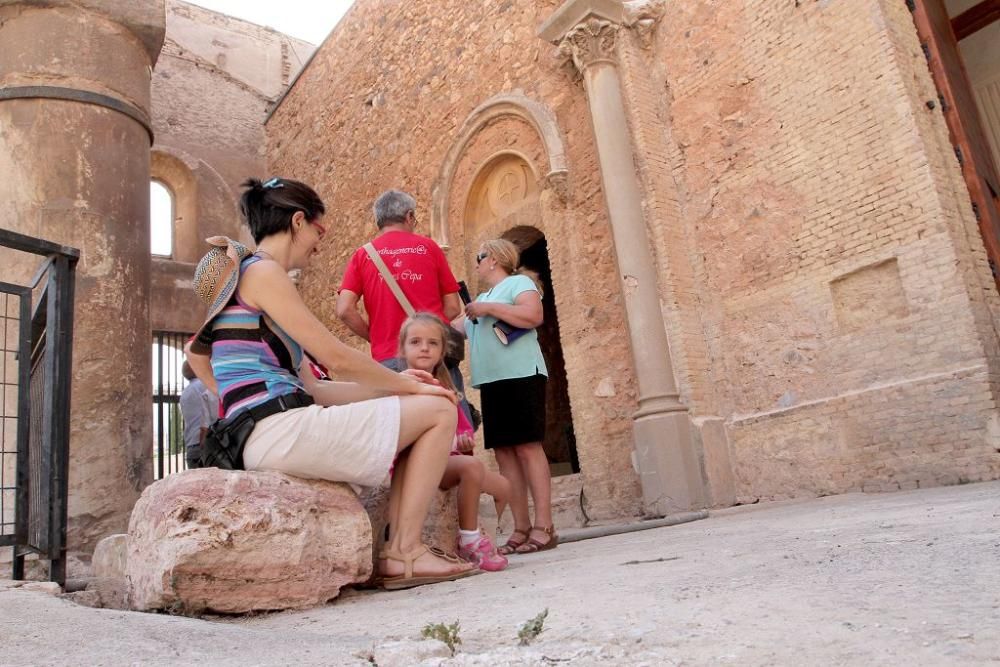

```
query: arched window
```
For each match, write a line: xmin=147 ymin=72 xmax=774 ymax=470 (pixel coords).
xmin=150 ymin=180 xmax=174 ymax=257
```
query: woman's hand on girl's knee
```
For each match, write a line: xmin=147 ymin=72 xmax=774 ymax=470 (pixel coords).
xmin=414 ymin=382 xmax=458 ymax=404
xmin=401 ymin=368 xmax=440 ymax=386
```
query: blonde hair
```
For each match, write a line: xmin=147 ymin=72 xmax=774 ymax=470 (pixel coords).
xmin=480 ymin=238 xmax=544 ymax=296
xmin=396 ymin=312 xmax=457 ymax=393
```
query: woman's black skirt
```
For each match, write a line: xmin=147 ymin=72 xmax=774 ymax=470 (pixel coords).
xmin=479 ymin=374 xmax=547 ymax=449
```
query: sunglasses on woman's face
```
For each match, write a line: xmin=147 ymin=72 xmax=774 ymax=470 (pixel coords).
xmin=476 ymin=251 xmax=489 ymax=265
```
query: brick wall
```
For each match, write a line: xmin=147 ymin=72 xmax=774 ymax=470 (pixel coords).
xmin=650 ymin=0 xmax=1000 ymax=500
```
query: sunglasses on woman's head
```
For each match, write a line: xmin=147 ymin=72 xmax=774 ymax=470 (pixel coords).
xmin=476 ymin=251 xmax=488 ymax=265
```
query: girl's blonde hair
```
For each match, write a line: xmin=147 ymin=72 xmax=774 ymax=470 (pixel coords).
xmin=479 ymin=238 xmax=544 ymax=296
xmin=396 ymin=312 xmax=457 ymax=393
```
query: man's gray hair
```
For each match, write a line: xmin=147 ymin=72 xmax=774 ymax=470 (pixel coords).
xmin=373 ymin=189 xmax=417 ymax=229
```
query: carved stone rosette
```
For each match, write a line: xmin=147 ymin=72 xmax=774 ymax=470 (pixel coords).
xmin=558 ymin=18 xmax=620 ymax=72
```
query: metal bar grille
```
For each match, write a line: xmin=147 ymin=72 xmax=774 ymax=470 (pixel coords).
xmin=0 ymin=284 xmax=31 ymax=549
xmin=153 ymin=331 xmax=192 ymax=480
xmin=0 ymin=229 xmax=77 ymax=585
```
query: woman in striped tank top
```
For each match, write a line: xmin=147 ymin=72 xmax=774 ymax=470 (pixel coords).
xmin=186 ymin=177 xmax=476 ymax=589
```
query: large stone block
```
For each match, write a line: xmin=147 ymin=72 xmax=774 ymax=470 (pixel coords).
xmin=90 ymin=533 xmax=128 ymax=609
xmin=126 ymin=469 xmax=371 ymax=613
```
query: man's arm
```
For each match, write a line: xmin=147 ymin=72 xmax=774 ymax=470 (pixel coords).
xmin=335 ymin=288 xmax=371 ymax=341
xmin=442 ymin=292 xmax=462 ymax=321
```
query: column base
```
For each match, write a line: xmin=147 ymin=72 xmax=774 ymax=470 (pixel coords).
xmin=631 ymin=409 xmax=707 ymax=517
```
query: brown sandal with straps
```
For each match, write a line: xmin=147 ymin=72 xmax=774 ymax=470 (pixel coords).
xmin=515 ymin=525 xmax=559 ymax=554
xmin=498 ymin=527 xmax=531 ymax=556
xmin=379 ymin=544 xmax=479 ymax=590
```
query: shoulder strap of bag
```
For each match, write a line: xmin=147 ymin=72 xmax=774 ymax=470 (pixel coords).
xmin=363 ymin=242 xmax=415 ymax=317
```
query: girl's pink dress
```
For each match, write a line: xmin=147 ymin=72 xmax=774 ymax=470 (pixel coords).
xmin=452 ymin=406 xmax=475 ymax=456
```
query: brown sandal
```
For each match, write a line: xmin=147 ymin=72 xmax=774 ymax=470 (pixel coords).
xmin=498 ymin=527 xmax=531 ymax=556
xmin=379 ymin=544 xmax=479 ymax=590
xmin=515 ymin=525 xmax=559 ymax=554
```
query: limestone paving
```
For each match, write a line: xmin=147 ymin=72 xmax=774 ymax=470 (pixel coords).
xmin=2 ymin=482 xmax=998 ymax=665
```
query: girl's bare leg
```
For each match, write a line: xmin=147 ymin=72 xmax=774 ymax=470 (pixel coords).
xmin=439 ymin=456 xmax=486 ymax=532
xmin=481 ymin=470 xmax=511 ymax=524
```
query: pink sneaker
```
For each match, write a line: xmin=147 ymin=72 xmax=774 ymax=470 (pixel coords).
xmin=456 ymin=533 xmax=509 ymax=572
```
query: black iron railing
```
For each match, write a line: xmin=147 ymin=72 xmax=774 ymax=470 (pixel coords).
xmin=153 ymin=331 xmax=193 ymax=479
xmin=0 ymin=228 xmax=77 ymax=586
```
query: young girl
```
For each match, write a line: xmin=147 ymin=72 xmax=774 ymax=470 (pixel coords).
xmin=389 ymin=313 xmax=511 ymax=571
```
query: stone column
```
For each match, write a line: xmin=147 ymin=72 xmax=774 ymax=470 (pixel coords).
xmin=540 ymin=0 xmax=705 ymax=515
xmin=0 ymin=0 xmax=165 ymax=568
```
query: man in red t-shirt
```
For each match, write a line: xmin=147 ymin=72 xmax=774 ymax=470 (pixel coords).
xmin=336 ymin=189 xmax=462 ymax=362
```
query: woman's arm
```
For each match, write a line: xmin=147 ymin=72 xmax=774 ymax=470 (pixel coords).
xmin=299 ymin=367 xmax=443 ymax=407
xmin=310 ymin=380 xmax=388 ymax=406
xmin=184 ymin=341 xmax=218 ymax=395
xmin=240 ymin=260 xmax=453 ymax=400
xmin=297 ymin=364 xmax=386 ymax=406
xmin=465 ymin=288 xmax=543 ymax=329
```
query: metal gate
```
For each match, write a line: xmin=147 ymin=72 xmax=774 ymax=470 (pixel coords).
xmin=0 ymin=228 xmax=78 ymax=585
xmin=152 ymin=331 xmax=193 ymax=479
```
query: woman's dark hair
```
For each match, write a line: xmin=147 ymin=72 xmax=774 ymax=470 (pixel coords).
xmin=239 ymin=177 xmax=325 ymax=243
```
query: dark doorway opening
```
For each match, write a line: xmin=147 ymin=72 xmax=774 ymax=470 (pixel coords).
xmin=502 ymin=226 xmax=580 ymax=476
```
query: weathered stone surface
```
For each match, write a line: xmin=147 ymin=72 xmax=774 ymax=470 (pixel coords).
xmin=21 ymin=581 xmax=62 ymax=595
xmin=61 ymin=589 xmax=102 ymax=608
xmin=89 ymin=533 xmax=128 ymax=609
xmin=126 ymin=468 xmax=372 ymax=613
xmin=369 ymin=639 xmax=452 ymax=667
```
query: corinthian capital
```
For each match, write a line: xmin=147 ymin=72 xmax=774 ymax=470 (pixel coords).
xmin=558 ymin=18 xmax=620 ymax=72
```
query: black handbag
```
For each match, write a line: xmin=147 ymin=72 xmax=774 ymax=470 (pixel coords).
xmin=200 ymin=392 xmax=315 ymax=470
xmin=201 ymin=410 xmax=257 ymax=470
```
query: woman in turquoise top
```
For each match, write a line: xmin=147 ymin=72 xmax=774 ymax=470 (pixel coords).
xmin=462 ymin=239 xmax=557 ymax=554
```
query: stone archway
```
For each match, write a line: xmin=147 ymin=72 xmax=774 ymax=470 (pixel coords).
xmin=431 ymin=91 xmax=569 ymax=249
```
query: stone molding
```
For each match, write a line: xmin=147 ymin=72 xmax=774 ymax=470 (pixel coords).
xmin=539 ymin=0 xmax=666 ymax=70
xmin=0 ymin=85 xmax=154 ymax=142
xmin=559 ymin=18 xmax=621 ymax=71
xmin=430 ymin=91 xmax=568 ymax=248
xmin=0 ymin=0 xmax=166 ymax=64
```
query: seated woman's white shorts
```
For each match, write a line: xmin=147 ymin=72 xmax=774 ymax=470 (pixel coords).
xmin=242 ymin=396 xmax=400 ymax=489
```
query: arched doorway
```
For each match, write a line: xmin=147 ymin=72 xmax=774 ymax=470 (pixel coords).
xmin=463 ymin=153 xmax=580 ymax=476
